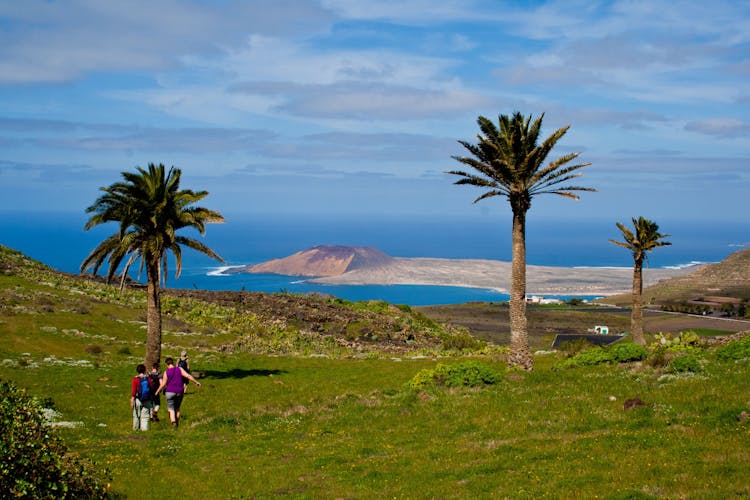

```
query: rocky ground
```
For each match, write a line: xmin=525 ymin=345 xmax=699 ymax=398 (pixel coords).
xmin=163 ymin=288 xmax=447 ymax=353
xmin=165 ymin=287 xmax=750 ymax=353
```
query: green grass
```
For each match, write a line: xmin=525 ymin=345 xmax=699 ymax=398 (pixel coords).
xmin=5 ymin=352 xmax=750 ymax=498
xmin=3 ymin=245 xmax=750 ymax=498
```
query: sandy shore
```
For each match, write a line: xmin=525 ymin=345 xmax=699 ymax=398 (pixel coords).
xmin=309 ymin=257 xmax=697 ymax=296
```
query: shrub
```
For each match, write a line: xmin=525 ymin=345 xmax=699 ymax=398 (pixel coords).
xmin=559 ymin=346 xmax=614 ymax=368
xmin=557 ymin=338 xmax=595 ymax=355
xmin=439 ymin=361 xmax=500 ymax=387
xmin=0 ymin=380 xmax=110 ymax=498
xmin=84 ymin=344 xmax=103 ymax=355
xmin=407 ymin=367 xmax=440 ymax=390
xmin=651 ymin=331 xmax=701 ymax=353
xmin=611 ymin=342 xmax=648 ymax=363
xmin=668 ymin=354 xmax=703 ymax=373
xmin=407 ymin=361 xmax=500 ymax=390
xmin=441 ymin=331 xmax=485 ymax=352
xmin=716 ymin=335 xmax=750 ymax=361
xmin=557 ymin=342 xmax=646 ymax=369
xmin=644 ymin=349 xmax=669 ymax=369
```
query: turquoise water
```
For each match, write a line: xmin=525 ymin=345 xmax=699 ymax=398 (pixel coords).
xmin=2 ymin=211 xmax=747 ymax=306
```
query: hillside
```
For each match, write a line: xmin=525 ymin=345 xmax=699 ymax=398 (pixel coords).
xmin=2 ymin=243 xmax=744 ymax=359
xmin=230 ymin=245 xmax=394 ymax=277
xmin=0 ymin=244 xmax=455 ymax=357
xmin=601 ymin=247 xmax=750 ymax=306
xmin=4 ymin=248 xmax=750 ymax=498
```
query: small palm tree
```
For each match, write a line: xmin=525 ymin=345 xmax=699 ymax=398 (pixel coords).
xmin=610 ymin=216 xmax=671 ymax=345
xmin=81 ymin=163 xmax=225 ymax=367
xmin=448 ymin=112 xmax=594 ymax=370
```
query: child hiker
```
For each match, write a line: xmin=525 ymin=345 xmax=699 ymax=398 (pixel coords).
xmin=130 ymin=363 xmax=153 ymax=431
xmin=149 ymin=362 xmax=162 ymax=422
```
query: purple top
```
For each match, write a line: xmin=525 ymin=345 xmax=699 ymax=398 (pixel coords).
xmin=165 ymin=366 xmax=184 ymax=393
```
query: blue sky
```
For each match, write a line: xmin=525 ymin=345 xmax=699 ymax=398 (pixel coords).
xmin=0 ymin=0 xmax=748 ymax=223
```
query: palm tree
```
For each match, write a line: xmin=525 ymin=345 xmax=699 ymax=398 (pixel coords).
xmin=609 ymin=216 xmax=671 ymax=346
xmin=81 ymin=163 xmax=225 ymax=367
xmin=447 ymin=112 xmax=594 ymax=370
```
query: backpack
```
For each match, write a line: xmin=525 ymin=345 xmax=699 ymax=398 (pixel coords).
xmin=135 ymin=375 xmax=151 ymax=402
xmin=178 ymin=358 xmax=188 ymax=371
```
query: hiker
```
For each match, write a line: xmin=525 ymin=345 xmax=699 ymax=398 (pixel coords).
xmin=156 ymin=356 xmax=201 ymax=429
xmin=130 ymin=363 xmax=153 ymax=431
xmin=149 ymin=363 xmax=162 ymax=422
xmin=178 ymin=351 xmax=190 ymax=393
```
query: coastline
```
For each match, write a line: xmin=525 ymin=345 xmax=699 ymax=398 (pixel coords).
xmin=289 ymin=257 xmax=699 ymax=296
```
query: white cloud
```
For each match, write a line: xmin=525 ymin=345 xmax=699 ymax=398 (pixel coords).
xmin=221 ymin=36 xmax=461 ymax=88
xmin=231 ymin=81 xmax=488 ymax=120
xmin=116 ymin=35 xmax=486 ymax=124
xmin=319 ymin=0 xmax=483 ymax=24
xmin=490 ymin=0 xmax=750 ymax=106
xmin=684 ymin=118 xmax=750 ymax=138
xmin=0 ymin=0 xmax=748 ymax=221
xmin=0 ymin=0 xmax=333 ymax=84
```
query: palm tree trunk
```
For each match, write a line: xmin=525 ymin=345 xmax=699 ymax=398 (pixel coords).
xmin=508 ymin=208 xmax=533 ymax=370
xmin=631 ymin=259 xmax=645 ymax=345
xmin=145 ymin=258 xmax=163 ymax=368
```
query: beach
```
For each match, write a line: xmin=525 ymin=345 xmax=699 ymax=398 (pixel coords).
xmin=308 ymin=257 xmax=697 ymax=296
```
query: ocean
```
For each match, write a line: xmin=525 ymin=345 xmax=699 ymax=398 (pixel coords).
xmin=2 ymin=211 xmax=748 ymax=306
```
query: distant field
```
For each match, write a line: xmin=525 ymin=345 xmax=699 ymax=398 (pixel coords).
xmin=417 ymin=303 xmax=750 ymax=350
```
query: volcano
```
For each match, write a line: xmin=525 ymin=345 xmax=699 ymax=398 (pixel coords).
xmin=230 ymin=245 xmax=394 ymax=277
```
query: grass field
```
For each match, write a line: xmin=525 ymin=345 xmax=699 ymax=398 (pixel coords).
xmin=6 ymin=351 xmax=750 ymax=498
xmin=2 ymin=245 xmax=750 ymax=498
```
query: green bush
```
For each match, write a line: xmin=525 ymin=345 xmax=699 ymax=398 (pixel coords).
xmin=651 ymin=331 xmax=702 ymax=353
xmin=716 ymin=335 xmax=750 ymax=361
xmin=396 ymin=304 xmax=412 ymax=313
xmin=557 ymin=338 xmax=595 ymax=356
xmin=611 ymin=342 xmax=648 ymax=363
xmin=0 ymin=380 xmax=110 ymax=499
xmin=407 ymin=361 xmax=500 ymax=390
xmin=559 ymin=346 xmax=614 ymax=368
xmin=668 ymin=354 xmax=703 ymax=373
xmin=644 ymin=349 xmax=669 ymax=369
xmin=559 ymin=342 xmax=650 ymax=369
xmin=441 ymin=331 xmax=486 ymax=352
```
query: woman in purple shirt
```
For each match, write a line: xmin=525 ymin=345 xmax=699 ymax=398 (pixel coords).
xmin=155 ymin=356 xmax=201 ymax=428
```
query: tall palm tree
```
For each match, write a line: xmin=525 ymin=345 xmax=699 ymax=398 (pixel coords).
xmin=81 ymin=163 xmax=225 ymax=367
xmin=447 ymin=112 xmax=594 ymax=370
xmin=609 ymin=216 xmax=671 ymax=346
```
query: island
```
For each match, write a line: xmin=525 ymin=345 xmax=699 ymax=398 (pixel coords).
xmin=224 ymin=245 xmax=698 ymax=296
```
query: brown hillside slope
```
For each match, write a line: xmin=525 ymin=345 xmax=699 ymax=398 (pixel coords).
xmin=602 ymin=247 xmax=750 ymax=305
xmin=231 ymin=245 xmax=394 ymax=277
